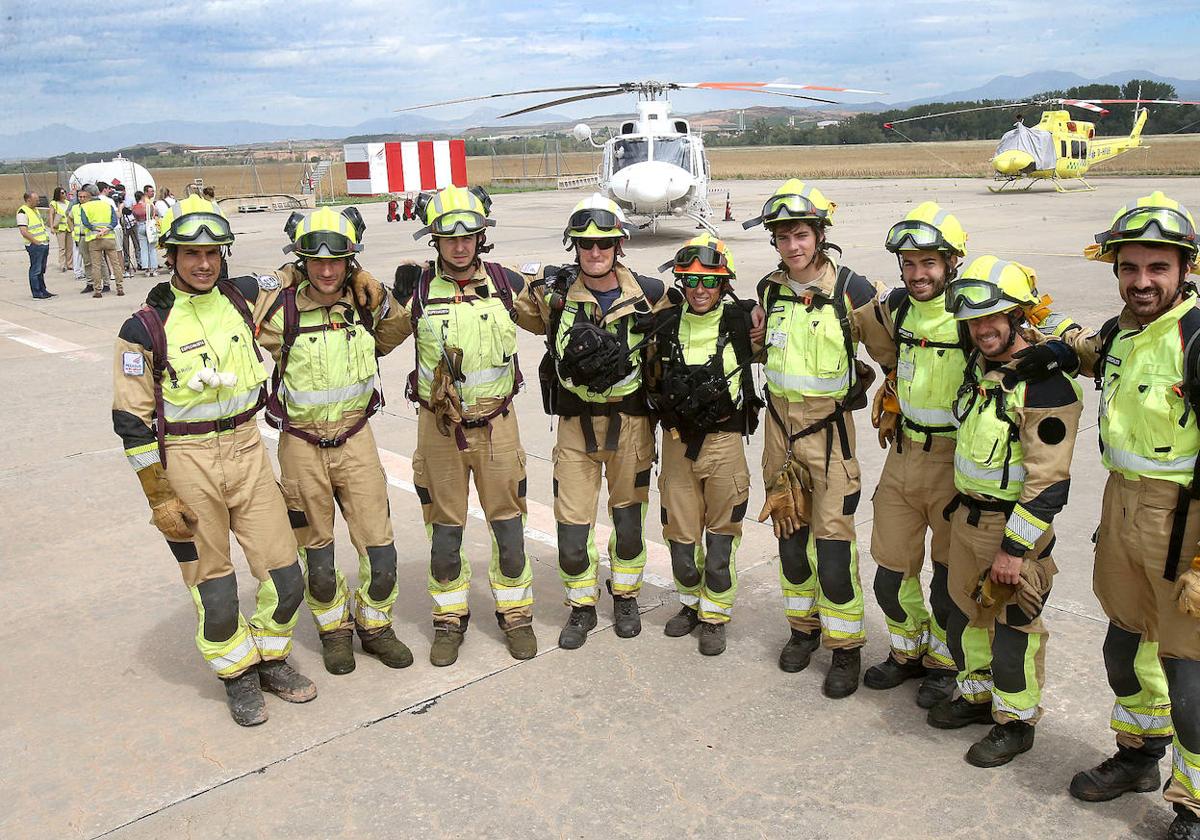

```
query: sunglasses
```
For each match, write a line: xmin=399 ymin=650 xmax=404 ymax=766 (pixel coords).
xmin=576 ymin=238 xmax=618 ymax=251
xmin=678 ymin=274 xmax=725 ymax=289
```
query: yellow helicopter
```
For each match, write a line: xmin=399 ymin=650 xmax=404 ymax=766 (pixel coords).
xmin=884 ymin=96 xmax=1198 ymax=192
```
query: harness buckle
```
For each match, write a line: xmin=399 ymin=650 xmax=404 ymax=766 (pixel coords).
xmin=317 ymin=437 xmax=344 ymax=448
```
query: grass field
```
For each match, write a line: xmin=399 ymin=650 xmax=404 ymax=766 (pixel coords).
xmin=5 ymin=135 xmax=1198 ymax=215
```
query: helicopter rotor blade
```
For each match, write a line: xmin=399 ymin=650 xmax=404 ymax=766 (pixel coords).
xmin=883 ymin=102 xmax=1032 ymax=128
xmin=691 ymin=87 xmax=840 ymax=105
xmin=682 ymin=81 xmax=885 ymax=96
xmin=497 ymin=88 xmax=633 ymax=119
xmin=396 ymin=85 xmax=625 ymax=113
xmin=1067 ymin=99 xmax=1200 ymax=106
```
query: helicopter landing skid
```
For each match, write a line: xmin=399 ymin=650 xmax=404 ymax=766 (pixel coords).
xmin=1053 ymin=177 xmax=1095 ymax=193
xmin=987 ymin=177 xmax=1037 ymax=194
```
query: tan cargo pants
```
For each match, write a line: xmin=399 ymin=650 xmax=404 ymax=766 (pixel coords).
xmin=88 ymin=237 xmax=120 ymax=294
xmin=659 ymin=429 xmax=749 ymax=623
xmin=278 ymin=420 xmax=397 ymax=636
xmin=411 ymin=407 xmax=532 ymax=629
xmin=163 ymin=423 xmax=302 ymax=678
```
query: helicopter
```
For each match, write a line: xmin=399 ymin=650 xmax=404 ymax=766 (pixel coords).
xmin=397 ymin=80 xmax=883 ymax=233
xmin=883 ymin=94 xmax=1200 ymax=193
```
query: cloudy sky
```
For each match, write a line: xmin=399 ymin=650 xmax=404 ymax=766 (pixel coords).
xmin=5 ymin=0 xmax=1199 ymax=132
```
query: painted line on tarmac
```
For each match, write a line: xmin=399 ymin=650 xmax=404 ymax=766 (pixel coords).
xmin=258 ymin=423 xmax=675 ymax=589
xmin=0 ymin=317 xmax=104 ymax=361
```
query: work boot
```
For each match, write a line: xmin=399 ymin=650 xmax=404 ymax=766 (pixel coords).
xmin=823 ymin=648 xmax=862 ymax=699
xmin=558 ymin=605 xmax=598 ymax=650
xmin=221 ymin=669 xmax=268 ymax=727
xmin=359 ymin=626 xmax=414 ymax=669
xmin=1069 ymin=741 xmax=1167 ymax=802
xmin=257 ymin=659 xmax=317 ymax=703
xmin=698 ymin=622 xmax=726 ymax=656
xmin=864 ymin=655 xmax=927 ymax=690
xmin=966 ymin=721 xmax=1035 ymax=767
xmin=916 ymin=669 xmax=958 ymax=709
xmin=504 ymin=625 xmax=538 ymax=660
xmin=927 ymin=696 xmax=994 ymax=729
xmin=430 ymin=625 xmax=465 ymax=667
xmin=779 ymin=628 xmax=821 ymax=673
xmin=613 ymin=595 xmax=642 ymax=638
xmin=1168 ymin=810 xmax=1200 ymax=840
xmin=319 ymin=629 xmax=356 ymax=675
xmin=664 ymin=605 xmax=701 ymax=637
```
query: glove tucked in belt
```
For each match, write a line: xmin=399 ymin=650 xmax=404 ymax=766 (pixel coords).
xmin=871 ymin=369 xmax=900 ymax=449
xmin=757 ymin=458 xmax=812 ymax=539
xmin=430 ymin=346 xmax=465 ymax=437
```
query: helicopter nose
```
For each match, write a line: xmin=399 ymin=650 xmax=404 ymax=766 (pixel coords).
xmin=992 ymin=150 xmax=1035 ymax=176
xmin=610 ymin=162 xmax=691 ymax=206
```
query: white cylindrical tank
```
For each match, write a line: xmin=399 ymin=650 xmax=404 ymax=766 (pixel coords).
xmin=69 ymin=156 xmax=156 ymax=195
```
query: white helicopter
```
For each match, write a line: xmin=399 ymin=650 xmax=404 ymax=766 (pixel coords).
xmin=397 ymin=81 xmax=883 ymax=234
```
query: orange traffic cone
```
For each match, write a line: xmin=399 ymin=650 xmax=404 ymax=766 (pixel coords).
xmin=724 ymin=192 xmax=733 ymax=221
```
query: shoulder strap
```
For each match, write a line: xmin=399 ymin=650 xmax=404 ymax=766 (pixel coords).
xmin=1093 ymin=316 xmax=1122 ymax=391
xmin=834 ymin=265 xmax=856 ymax=381
xmin=133 ymin=306 xmax=170 ymax=466
xmin=481 ymin=261 xmax=518 ymax=322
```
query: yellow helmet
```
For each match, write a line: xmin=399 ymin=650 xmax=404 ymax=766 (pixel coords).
xmin=413 ymin=185 xmax=495 ymax=240
xmin=946 ymin=255 xmax=1040 ymax=321
xmin=158 ymin=195 xmax=234 ymax=246
xmin=1086 ymin=190 xmax=1199 ymax=272
xmin=563 ymin=193 xmax=630 ymax=244
xmin=283 ymin=206 xmax=365 ymax=259
xmin=659 ymin=233 xmax=736 ymax=278
xmin=885 ymin=201 xmax=967 ymax=257
xmin=742 ymin=179 xmax=835 ymax=230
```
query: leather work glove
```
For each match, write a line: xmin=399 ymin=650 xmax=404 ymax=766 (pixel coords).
xmin=137 ymin=462 xmax=198 ymax=541
xmin=393 ymin=261 xmax=423 ymax=306
xmin=430 ymin=347 xmax=465 ymax=437
xmin=871 ymin=369 xmax=901 ymax=449
xmin=1010 ymin=341 xmax=1080 ymax=384
xmin=348 ymin=266 xmax=385 ymax=312
xmin=1178 ymin=558 xmax=1200 ymax=618
xmin=757 ymin=460 xmax=812 ymax=539
xmin=973 ymin=562 xmax=1045 ymax=620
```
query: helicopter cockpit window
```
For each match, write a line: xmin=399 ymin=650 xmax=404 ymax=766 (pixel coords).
xmin=612 ymin=139 xmax=649 ymax=173
xmin=652 ymin=138 xmax=691 ymax=169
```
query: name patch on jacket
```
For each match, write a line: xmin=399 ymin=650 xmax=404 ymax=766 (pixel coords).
xmin=180 ymin=339 xmax=206 ymax=353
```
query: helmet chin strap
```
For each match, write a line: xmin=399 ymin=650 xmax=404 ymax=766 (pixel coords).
xmin=1001 ymin=311 xmax=1023 ymax=353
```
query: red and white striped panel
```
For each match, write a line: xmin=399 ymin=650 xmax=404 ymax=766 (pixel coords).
xmin=344 ymin=140 xmax=467 ymax=196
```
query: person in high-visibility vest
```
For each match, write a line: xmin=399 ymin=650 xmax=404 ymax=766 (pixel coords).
xmin=16 ymin=191 xmax=53 ymax=299
xmin=49 ymin=186 xmax=72 ymax=273
xmin=1051 ymin=192 xmax=1200 ymax=840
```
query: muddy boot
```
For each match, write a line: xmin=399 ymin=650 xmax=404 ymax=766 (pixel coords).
xmin=664 ymin=605 xmax=701 ymax=637
xmin=927 ymin=696 xmax=993 ymax=729
xmin=222 ymin=669 xmax=268 ymax=727
xmin=430 ymin=624 xmax=466 ymax=667
xmin=504 ymin=625 xmax=538 ymax=660
xmin=1069 ymin=738 xmax=1169 ymax=802
xmin=359 ymin=626 xmax=414 ymax=669
xmin=966 ymin=721 xmax=1035 ymax=767
xmin=864 ymin=655 xmax=927 ymax=690
xmin=698 ymin=622 xmax=727 ymax=656
xmin=823 ymin=648 xmax=862 ymax=699
xmin=1169 ymin=810 xmax=1200 ymax=840
xmin=916 ymin=669 xmax=958 ymax=709
xmin=319 ymin=629 xmax=356 ymax=675
xmin=257 ymin=659 xmax=317 ymax=704
xmin=779 ymin=628 xmax=821 ymax=673
xmin=558 ymin=605 xmax=598 ymax=650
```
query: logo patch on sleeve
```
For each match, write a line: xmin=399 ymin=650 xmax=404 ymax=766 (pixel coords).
xmin=257 ymin=273 xmax=281 ymax=291
xmin=122 ymin=351 xmax=145 ymax=376
xmin=521 ymin=262 xmax=541 ymax=275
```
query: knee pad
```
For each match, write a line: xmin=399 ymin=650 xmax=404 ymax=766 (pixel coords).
xmin=365 ymin=544 xmax=398 ymax=601
xmin=815 ymin=538 xmax=854 ymax=605
xmin=430 ymin=524 xmax=464 ymax=582
xmin=557 ymin=523 xmax=592 ymax=576
xmin=490 ymin=517 xmax=526 ymax=579
xmin=305 ymin=544 xmax=337 ymax=603
xmin=1164 ymin=658 xmax=1200 ymax=751
xmin=779 ymin=527 xmax=812 ymax=585
xmin=929 ymin=563 xmax=951 ymax=625
xmin=268 ymin=562 xmax=305 ymax=622
xmin=611 ymin=504 xmax=644 ymax=562
xmin=872 ymin=567 xmax=906 ymax=623
xmin=669 ymin=541 xmax=701 ymax=588
xmin=704 ymin=533 xmax=734 ymax=593
xmin=992 ymin=623 xmax=1032 ymax=694
xmin=1102 ymin=622 xmax=1143 ymax=697
xmin=196 ymin=574 xmax=240 ymax=643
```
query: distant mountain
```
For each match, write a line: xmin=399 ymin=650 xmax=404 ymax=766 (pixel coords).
xmin=0 ymin=106 xmax=573 ymax=161
xmin=898 ymin=70 xmax=1200 ymax=106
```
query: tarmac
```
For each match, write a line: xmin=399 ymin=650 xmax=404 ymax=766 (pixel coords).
xmin=3 ymin=176 xmax=1199 ymax=840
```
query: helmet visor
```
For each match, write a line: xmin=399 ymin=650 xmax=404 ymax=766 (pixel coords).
xmin=673 ymin=244 xmax=729 ymax=272
xmin=414 ymin=210 xmax=494 ymax=240
xmin=945 ymin=280 xmax=1023 ymax=318
xmin=1096 ymin=207 xmax=1198 ymax=250
xmin=886 ymin=220 xmax=952 ymax=253
xmin=565 ymin=208 xmax=625 ymax=236
xmin=293 ymin=230 xmax=359 ymax=258
xmin=164 ymin=212 xmax=234 ymax=245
